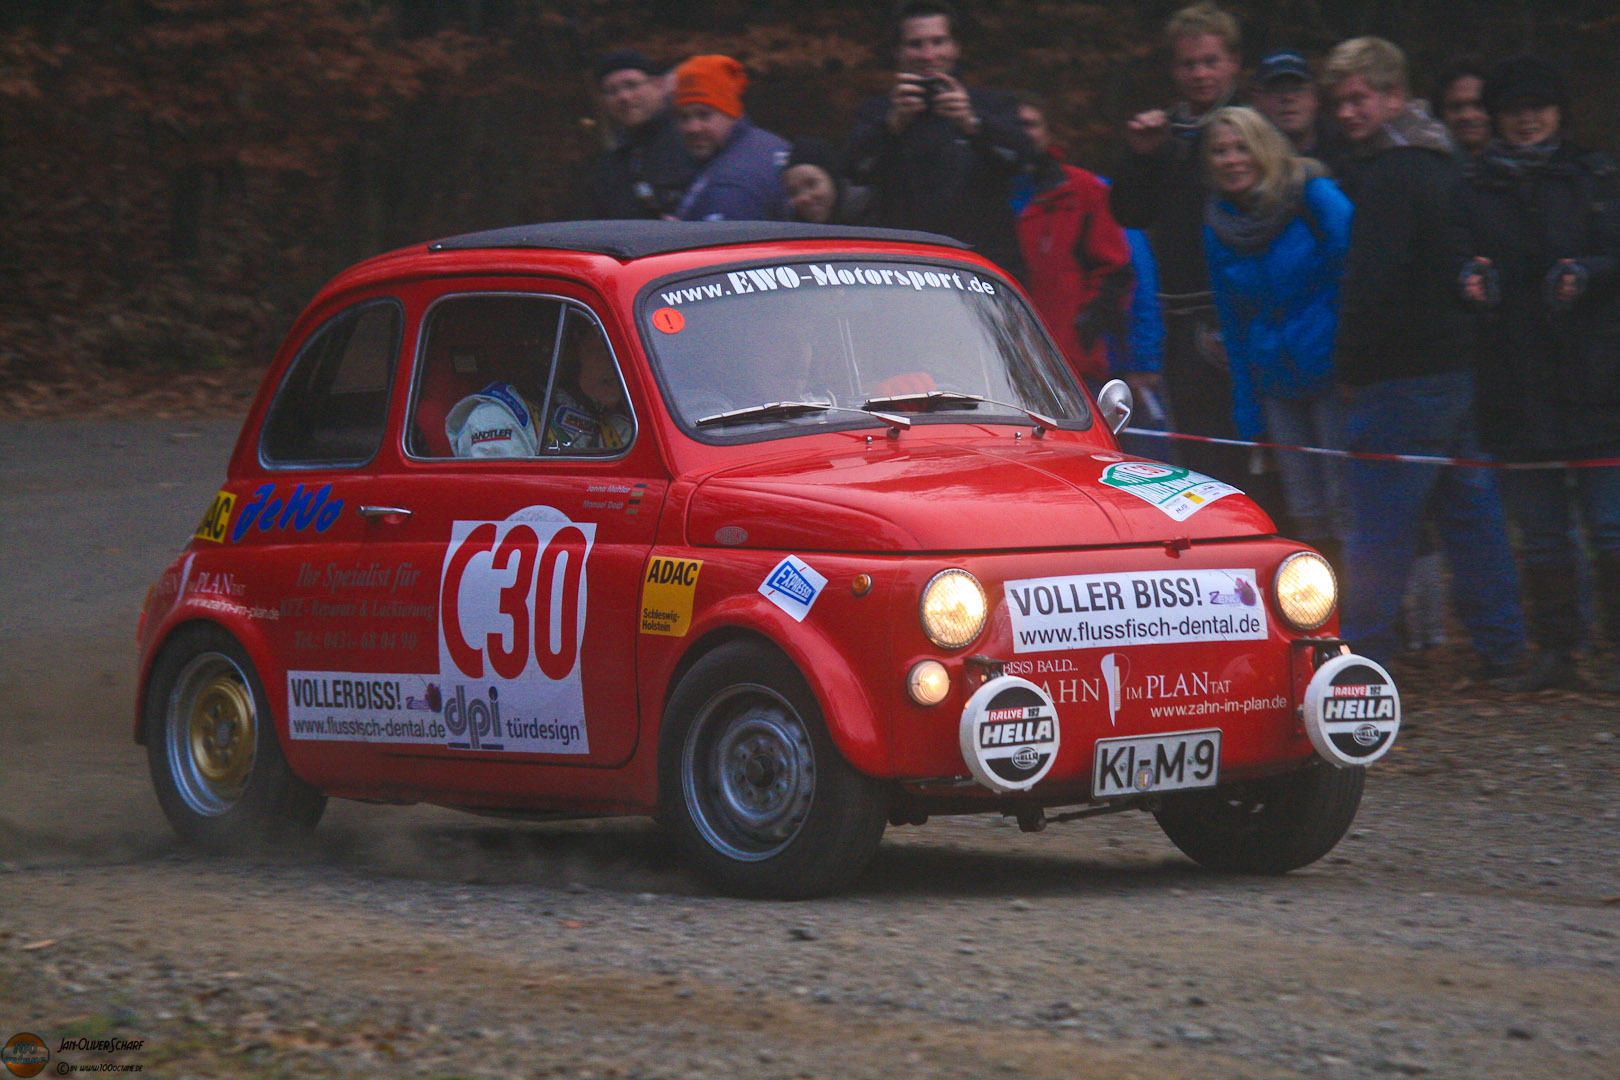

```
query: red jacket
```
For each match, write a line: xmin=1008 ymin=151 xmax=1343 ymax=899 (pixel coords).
xmin=1017 ymin=157 xmax=1132 ymax=382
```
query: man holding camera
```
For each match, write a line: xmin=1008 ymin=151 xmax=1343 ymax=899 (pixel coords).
xmin=848 ymin=0 xmax=1034 ymax=277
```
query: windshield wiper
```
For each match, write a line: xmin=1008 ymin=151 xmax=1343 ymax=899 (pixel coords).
xmin=696 ymin=400 xmax=911 ymax=434
xmin=859 ymin=390 xmax=1060 ymax=436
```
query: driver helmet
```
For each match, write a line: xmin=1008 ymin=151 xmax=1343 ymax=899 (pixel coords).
xmin=445 ymin=381 xmax=542 ymax=458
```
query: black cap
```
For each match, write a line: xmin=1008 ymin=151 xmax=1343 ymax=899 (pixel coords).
xmin=594 ymin=48 xmax=659 ymax=84
xmin=1255 ymin=48 xmax=1311 ymax=86
xmin=1482 ymin=54 xmax=1567 ymax=115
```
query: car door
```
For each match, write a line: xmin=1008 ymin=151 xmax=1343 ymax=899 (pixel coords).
xmin=344 ymin=283 xmax=666 ymax=789
xmin=233 ymin=295 xmax=402 ymax=785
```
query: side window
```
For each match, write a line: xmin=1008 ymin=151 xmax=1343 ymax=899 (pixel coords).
xmin=262 ymin=300 xmax=401 ymax=467
xmin=409 ymin=294 xmax=564 ymax=460
xmin=410 ymin=295 xmax=634 ymax=460
xmin=542 ymin=308 xmax=634 ymax=456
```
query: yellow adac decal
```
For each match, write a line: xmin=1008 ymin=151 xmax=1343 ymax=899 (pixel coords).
xmin=195 ymin=490 xmax=236 ymax=543
xmin=640 ymin=556 xmax=703 ymax=637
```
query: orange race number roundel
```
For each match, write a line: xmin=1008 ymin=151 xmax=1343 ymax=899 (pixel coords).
xmin=2 ymin=1033 xmax=49 ymax=1078
xmin=652 ymin=307 xmax=685 ymax=334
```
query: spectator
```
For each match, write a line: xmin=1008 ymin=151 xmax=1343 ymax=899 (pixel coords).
xmin=847 ymin=0 xmax=1035 ymax=276
xmin=1013 ymin=92 xmax=1133 ymax=389
xmin=1109 ymin=2 xmax=1252 ymax=489
xmin=1201 ymin=106 xmax=1353 ymax=563
xmin=1250 ymin=47 xmax=1350 ymax=174
xmin=577 ymin=49 xmax=696 ymax=220
xmin=1323 ymin=36 xmax=1525 ymax=677
xmin=1434 ymin=59 xmax=1493 ymax=160
xmin=1456 ymin=55 xmax=1620 ymax=690
xmin=782 ymin=138 xmax=876 ymax=225
xmin=671 ymin=55 xmax=790 ymax=221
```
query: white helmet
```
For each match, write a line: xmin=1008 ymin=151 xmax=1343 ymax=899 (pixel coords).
xmin=444 ymin=382 xmax=541 ymax=458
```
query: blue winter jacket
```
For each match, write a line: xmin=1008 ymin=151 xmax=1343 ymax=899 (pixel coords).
xmin=676 ymin=118 xmax=790 ymax=222
xmin=1203 ymin=176 xmax=1353 ymax=439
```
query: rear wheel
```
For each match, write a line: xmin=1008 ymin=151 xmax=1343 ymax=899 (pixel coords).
xmin=145 ymin=625 xmax=325 ymax=848
xmin=658 ymin=641 xmax=887 ymax=898
xmin=1153 ymin=762 xmax=1364 ymax=874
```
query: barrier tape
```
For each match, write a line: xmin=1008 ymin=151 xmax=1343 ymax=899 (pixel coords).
xmin=1118 ymin=426 xmax=1620 ymax=471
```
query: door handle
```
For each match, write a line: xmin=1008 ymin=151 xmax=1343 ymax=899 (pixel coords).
xmin=357 ymin=505 xmax=413 ymax=521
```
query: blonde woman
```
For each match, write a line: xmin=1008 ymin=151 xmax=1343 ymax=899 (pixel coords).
xmin=1201 ymin=105 xmax=1353 ymax=558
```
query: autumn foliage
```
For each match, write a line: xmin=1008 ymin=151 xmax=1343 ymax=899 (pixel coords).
xmin=1 ymin=1 xmax=1614 ymax=416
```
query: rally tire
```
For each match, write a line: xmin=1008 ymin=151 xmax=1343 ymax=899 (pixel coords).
xmin=658 ymin=641 xmax=888 ymax=899
xmin=1152 ymin=761 xmax=1364 ymax=874
xmin=145 ymin=624 xmax=325 ymax=849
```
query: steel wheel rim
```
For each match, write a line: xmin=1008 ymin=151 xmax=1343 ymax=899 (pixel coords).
xmin=166 ymin=652 xmax=257 ymax=816
xmin=682 ymin=684 xmax=815 ymax=862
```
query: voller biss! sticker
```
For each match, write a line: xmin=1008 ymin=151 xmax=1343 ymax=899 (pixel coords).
xmin=959 ymin=675 xmax=1061 ymax=793
xmin=1302 ymin=653 xmax=1401 ymax=767
xmin=1099 ymin=461 xmax=1240 ymax=520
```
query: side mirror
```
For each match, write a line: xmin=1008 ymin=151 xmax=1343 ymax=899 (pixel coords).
xmin=1096 ymin=379 xmax=1134 ymax=435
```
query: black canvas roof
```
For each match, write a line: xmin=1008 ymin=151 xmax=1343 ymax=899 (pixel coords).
xmin=427 ymin=219 xmax=970 ymax=260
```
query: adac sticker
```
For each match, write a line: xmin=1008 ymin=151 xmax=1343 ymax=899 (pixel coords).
xmin=1302 ymin=653 xmax=1400 ymax=767
xmin=759 ymin=555 xmax=826 ymax=622
xmin=641 ymin=555 xmax=702 ymax=636
xmin=1100 ymin=461 xmax=1240 ymax=520
xmin=194 ymin=490 xmax=235 ymax=543
xmin=959 ymin=675 xmax=1061 ymax=793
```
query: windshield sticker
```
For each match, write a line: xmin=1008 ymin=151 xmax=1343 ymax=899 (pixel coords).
xmin=759 ymin=555 xmax=827 ymax=622
xmin=1005 ymin=569 xmax=1268 ymax=653
xmin=656 ymin=263 xmax=998 ymax=309
xmin=652 ymin=307 xmax=685 ymax=333
xmin=641 ymin=556 xmax=703 ymax=637
xmin=1099 ymin=462 xmax=1240 ymax=521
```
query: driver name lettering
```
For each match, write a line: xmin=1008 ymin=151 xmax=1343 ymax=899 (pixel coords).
xmin=658 ymin=263 xmax=996 ymax=308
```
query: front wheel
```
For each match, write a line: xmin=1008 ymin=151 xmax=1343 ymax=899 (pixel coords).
xmin=658 ymin=641 xmax=887 ymax=898
xmin=145 ymin=625 xmax=325 ymax=849
xmin=1153 ymin=761 xmax=1364 ymax=874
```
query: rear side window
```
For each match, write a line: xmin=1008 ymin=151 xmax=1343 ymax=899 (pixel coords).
xmin=261 ymin=300 xmax=402 ymax=466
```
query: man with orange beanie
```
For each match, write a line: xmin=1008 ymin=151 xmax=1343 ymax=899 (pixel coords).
xmin=671 ymin=54 xmax=791 ymax=221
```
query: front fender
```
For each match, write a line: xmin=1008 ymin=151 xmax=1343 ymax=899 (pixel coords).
xmin=670 ymin=592 xmax=895 ymax=778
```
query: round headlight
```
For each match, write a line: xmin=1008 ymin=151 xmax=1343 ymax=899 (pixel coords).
xmin=920 ymin=569 xmax=987 ymax=650
xmin=907 ymin=660 xmax=952 ymax=706
xmin=1275 ymin=551 xmax=1337 ymax=630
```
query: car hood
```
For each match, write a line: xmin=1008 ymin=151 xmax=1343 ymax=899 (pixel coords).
xmin=685 ymin=438 xmax=1276 ymax=552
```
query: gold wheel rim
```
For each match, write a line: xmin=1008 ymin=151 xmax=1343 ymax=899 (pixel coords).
xmin=185 ymin=669 xmax=255 ymax=801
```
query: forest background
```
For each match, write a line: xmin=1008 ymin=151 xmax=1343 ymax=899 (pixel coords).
xmin=2 ymin=0 xmax=1616 ymax=416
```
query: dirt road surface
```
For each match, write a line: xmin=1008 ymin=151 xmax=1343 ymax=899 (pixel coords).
xmin=3 ymin=419 xmax=1617 ymax=1079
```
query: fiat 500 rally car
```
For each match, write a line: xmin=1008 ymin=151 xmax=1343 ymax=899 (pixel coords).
xmin=136 ymin=220 xmax=1399 ymax=898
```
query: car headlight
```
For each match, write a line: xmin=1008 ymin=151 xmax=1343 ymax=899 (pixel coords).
xmin=1274 ymin=551 xmax=1336 ymax=630
xmin=920 ymin=569 xmax=987 ymax=650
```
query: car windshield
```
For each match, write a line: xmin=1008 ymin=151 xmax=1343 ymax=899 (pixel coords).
xmin=640 ymin=258 xmax=1091 ymax=439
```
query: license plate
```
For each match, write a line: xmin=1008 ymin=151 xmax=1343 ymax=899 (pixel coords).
xmin=1092 ymin=729 xmax=1220 ymax=796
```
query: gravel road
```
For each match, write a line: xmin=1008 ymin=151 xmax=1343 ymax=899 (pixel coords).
xmin=2 ymin=418 xmax=1617 ymax=1079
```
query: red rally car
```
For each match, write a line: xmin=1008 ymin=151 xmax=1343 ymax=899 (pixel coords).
xmin=136 ymin=220 xmax=1399 ymax=898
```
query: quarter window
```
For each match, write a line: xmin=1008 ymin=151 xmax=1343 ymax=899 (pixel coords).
xmin=261 ymin=300 xmax=401 ymax=466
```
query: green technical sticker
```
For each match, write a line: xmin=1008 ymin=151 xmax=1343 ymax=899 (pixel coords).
xmin=1099 ymin=462 xmax=1241 ymax=521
